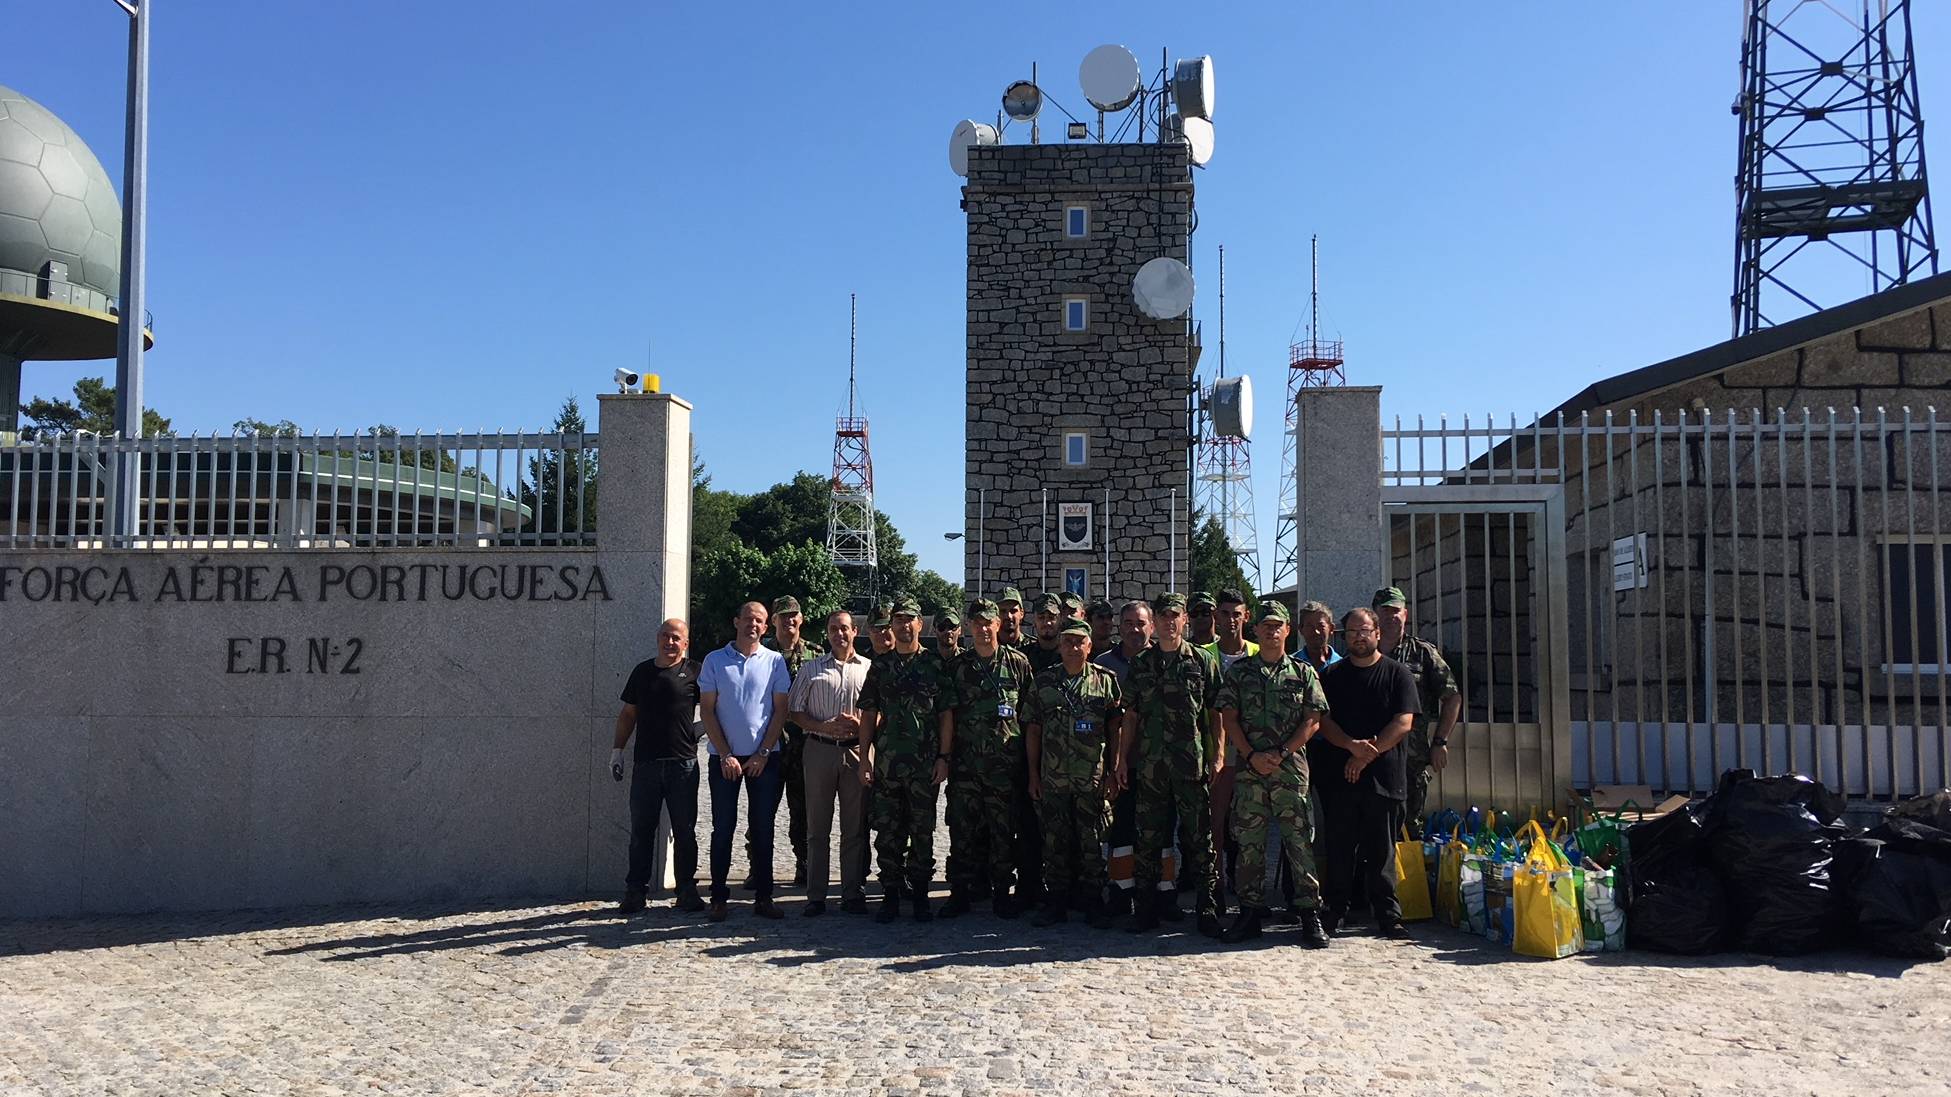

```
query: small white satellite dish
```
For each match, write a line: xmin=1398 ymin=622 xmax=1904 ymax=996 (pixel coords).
xmin=1209 ymin=375 xmax=1254 ymax=439
xmin=1080 ymin=44 xmax=1143 ymax=112
xmin=949 ymin=119 xmax=999 ymax=177
xmin=1179 ymin=115 xmax=1215 ymax=166
xmin=1132 ymin=256 xmax=1195 ymax=320
xmin=1003 ymin=81 xmax=1042 ymax=121
xmin=1172 ymin=56 xmax=1215 ymax=120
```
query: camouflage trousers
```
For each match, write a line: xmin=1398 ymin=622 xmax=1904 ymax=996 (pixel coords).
xmin=947 ymin=748 xmax=1025 ymax=894
xmin=1039 ymin=787 xmax=1109 ymax=898
xmin=871 ymin=749 xmax=939 ymax=893
xmin=1133 ymin=754 xmax=1215 ymax=910
xmin=1404 ymin=727 xmax=1433 ymax=836
xmin=1231 ymin=763 xmax=1321 ymax=911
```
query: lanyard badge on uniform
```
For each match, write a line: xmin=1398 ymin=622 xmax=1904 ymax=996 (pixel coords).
xmin=989 ymin=657 xmax=1016 ymax=721
xmin=1062 ymin=676 xmax=1096 ymax=737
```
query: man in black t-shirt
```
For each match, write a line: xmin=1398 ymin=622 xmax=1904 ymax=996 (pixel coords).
xmin=611 ymin=617 xmax=704 ymax=915
xmin=1312 ymin=607 xmax=1421 ymax=938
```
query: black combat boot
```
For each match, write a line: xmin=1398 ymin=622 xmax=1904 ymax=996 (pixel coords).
xmin=875 ymin=885 xmax=903 ymax=924
xmin=1030 ymin=899 xmax=1069 ymax=927
xmin=992 ymin=891 xmax=1020 ymax=919
xmin=1127 ymin=893 xmax=1162 ymax=933
xmin=912 ymin=888 xmax=934 ymax=923
xmin=1298 ymin=910 xmax=1331 ymax=949
xmin=937 ymin=890 xmax=973 ymax=919
xmin=1156 ymin=890 xmax=1185 ymax=922
xmin=1220 ymin=907 xmax=1265 ymax=944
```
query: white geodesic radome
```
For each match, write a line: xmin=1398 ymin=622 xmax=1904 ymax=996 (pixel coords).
xmin=0 ymin=84 xmax=123 ymax=303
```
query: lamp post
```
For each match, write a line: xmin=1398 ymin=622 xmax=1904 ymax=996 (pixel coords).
xmin=110 ymin=0 xmax=149 ymax=542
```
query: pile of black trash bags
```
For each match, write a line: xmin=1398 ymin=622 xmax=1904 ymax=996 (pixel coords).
xmin=1627 ymin=770 xmax=1951 ymax=958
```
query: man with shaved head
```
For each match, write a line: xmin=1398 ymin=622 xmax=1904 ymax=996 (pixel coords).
xmin=612 ymin=618 xmax=704 ymax=916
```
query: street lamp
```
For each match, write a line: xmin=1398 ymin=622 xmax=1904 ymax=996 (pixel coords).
xmin=110 ymin=0 xmax=150 ymax=541
xmin=942 ymin=532 xmax=963 ymax=541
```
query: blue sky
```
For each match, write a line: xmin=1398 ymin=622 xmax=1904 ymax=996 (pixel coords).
xmin=10 ymin=2 xmax=1950 ymax=582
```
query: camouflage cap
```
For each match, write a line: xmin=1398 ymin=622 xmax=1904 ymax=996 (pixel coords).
xmin=1254 ymin=599 xmax=1292 ymax=625
xmin=769 ymin=595 xmax=802 ymax=617
xmin=1153 ymin=591 xmax=1189 ymax=612
xmin=997 ymin=586 xmax=1025 ymax=607
xmin=1087 ymin=599 xmax=1116 ymax=618
xmin=1372 ymin=586 xmax=1408 ymax=609
xmin=1189 ymin=590 xmax=1217 ymax=610
xmin=1059 ymin=592 xmax=1086 ymax=616
xmin=1058 ymin=616 xmax=1092 ymax=637
xmin=889 ymin=593 xmax=922 ymax=618
xmin=1031 ymin=592 xmax=1062 ymax=614
xmin=966 ymin=598 xmax=1001 ymax=621
xmin=869 ymin=611 xmax=892 ymax=628
xmin=934 ymin=608 xmax=962 ymax=630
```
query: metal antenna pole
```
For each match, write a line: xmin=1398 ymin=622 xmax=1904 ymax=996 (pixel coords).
xmin=112 ymin=0 xmax=150 ymax=542
xmin=1310 ymin=234 xmax=1319 ymax=344
xmin=848 ymin=292 xmax=857 ymax=418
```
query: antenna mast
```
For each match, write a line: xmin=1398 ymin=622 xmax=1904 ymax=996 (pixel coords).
xmin=827 ymin=293 xmax=878 ymax=592
xmin=1271 ymin=235 xmax=1345 ymax=595
xmin=1192 ymin=245 xmax=1263 ymax=591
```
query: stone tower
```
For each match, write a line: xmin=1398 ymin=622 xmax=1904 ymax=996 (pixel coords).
xmin=962 ymin=142 xmax=1194 ymax=603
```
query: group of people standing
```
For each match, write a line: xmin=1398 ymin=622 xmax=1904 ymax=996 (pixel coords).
xmin=609 ymin=584 xmax=1460 ymax=945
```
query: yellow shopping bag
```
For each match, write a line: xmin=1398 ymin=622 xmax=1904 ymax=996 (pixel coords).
xmin=1395 ymin=825 xmax=1433 ymax=922
xmin=1513 ymin=820 xmax=1584 ymax=959
xmin=1436 ymin=826 xmax=1467 ymax=926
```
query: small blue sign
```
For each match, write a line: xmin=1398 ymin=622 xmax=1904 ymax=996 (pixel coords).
xmin=1064 ymin=568 xmax=1087 ymax=596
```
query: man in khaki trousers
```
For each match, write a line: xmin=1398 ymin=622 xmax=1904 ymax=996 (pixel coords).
xmin=788 ymin=609 xmax=874 ymax=916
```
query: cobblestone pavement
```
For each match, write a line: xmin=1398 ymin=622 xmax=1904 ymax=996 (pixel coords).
xmin=5 ymin=805 xmax=1949 ymax=1096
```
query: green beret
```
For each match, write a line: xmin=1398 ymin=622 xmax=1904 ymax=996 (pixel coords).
xmin=997 ymin=586 xmax=1025 ymax=606
xmin=1189 ymin=591 xmax=1216 ymax=610
xmin=933 ymin=608 xmax=962 ymax=630
xmin=889 ymin=592 xmax=922 ymax=618
xmin=1254 ymin=599 xmax=1291 ymax=625
xmin=966 ymin=598 xmax=1001 ymax=621
xmin=1153 ymin=591 xmax=1188 ymax=612
xmin=1058 ymin=616 xmax=1091 ymax=637
xmin=769 ymin=595 xmax=802 ymax=617
xmin=1372 ymin=586 xmax=1408 ymax=609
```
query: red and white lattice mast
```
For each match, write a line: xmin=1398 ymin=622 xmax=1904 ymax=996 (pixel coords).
xmin=1271 ymin=235 xmax=1344 ymax=594
xmin=827 ymin=294 xmax=878 ymax=591
xmin=1192 ymin=245 xmax=1262 ymax=591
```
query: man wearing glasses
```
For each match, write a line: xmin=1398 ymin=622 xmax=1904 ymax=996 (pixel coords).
xmin=1311 ymin=607 xmax=1421 ymax=939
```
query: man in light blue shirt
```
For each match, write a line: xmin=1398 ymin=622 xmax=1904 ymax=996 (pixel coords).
xmin=698 ymin=600 xmax=792 ymax=921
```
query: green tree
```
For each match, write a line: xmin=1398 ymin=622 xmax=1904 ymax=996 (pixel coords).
xmin=519 ymin=397 xmax=596 ymax=537
xmin=691 ymin=456 xmax=742 ymax=560
xmin=691 ymin=539 xmax=848 ymax=651
xmin=232 ymin=418 xmax=301 ymax=436
xmin=730 ymin=471 xmax=829 ymax=552
xmin=1191 ymin=515 xmax=1253 ymax=601
xmin=19 ymin=377 xmax=172 ymax=438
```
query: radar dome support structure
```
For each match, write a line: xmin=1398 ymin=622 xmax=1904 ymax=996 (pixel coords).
xmin=827 ymin=294 xmax=878 ymax=597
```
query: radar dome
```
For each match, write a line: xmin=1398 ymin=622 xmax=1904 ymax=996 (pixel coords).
xmin=0 ymin=84 xmax=123 ymax=304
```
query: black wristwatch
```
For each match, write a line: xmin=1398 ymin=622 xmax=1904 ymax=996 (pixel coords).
xmin=1431 ymin=737 xmax=1449 ymax=748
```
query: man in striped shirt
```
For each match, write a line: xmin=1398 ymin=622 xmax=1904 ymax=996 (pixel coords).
xmin=788 ymin=609 xmax=873 ymax=916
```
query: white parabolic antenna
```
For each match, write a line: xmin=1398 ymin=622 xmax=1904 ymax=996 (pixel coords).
xmin=1003 ymin=80 xmax=1042 ymax=121
xmin=1172 ymin=56 xmax=1215 ymax=120
xmin=1210 ymin=375 xmax=1254 ymax=439
xmin=1080 ymin=44 xmax=1142 ymax=112
xmin=1133 ymin=256 xmax=1195 ymax=320
xmin=1178 ymin=115 xmax=1215 ymax=166
xmin=949 ymin=119 xmax=999 ymax=176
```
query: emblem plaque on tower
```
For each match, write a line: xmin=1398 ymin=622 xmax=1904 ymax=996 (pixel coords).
xmin=1057 ymin=502 xmax=1093 ymax=552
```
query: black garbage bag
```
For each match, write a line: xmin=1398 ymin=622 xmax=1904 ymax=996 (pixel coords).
xmin=1627 ymin=802 xmax=1735 ymax=954
xmin=1705 ymin=770 xmax=1852 ymax=955
xmin=1851 ymin=791 xmax=1951 ymax=960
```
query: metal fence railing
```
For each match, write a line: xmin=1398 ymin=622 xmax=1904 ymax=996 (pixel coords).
xmin=1 ymin=430 xmax=598 ymax=549
xmin=1385 ymin=407 xmax=1951 ymax=802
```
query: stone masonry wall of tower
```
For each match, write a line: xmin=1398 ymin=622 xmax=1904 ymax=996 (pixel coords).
xmin=962 ymin=142 xmax=1195 ymax=603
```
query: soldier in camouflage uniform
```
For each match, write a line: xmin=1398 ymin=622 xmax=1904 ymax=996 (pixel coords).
xmin=857 ymin=594 xmax=954 ymax=923
xmin=760 ymin=595 xmax=823 ymax=888
xmin=941 ymin=599 xmax=1034 ymax=918
xmin=1023 ymin=592 xmax=1066 ymax=675
xmin=1373 ymin=587 xmax=1460 ymax=836
xmin=1022 ymin=616 xmax=1126 ymax=929
xmin=1215 ymin=600 xmax=1332 ymax=946
xmin=1122 ymin=592 xmax=1225 ymax=936
xmin=997 ymin=587 xmax=1031 ymax=649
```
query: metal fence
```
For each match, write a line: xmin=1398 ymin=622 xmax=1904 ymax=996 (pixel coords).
xmin=1383 ymin=407 xmax=1951 ymax=803
xmin=1 ymin=430 xmax=598 ymax=549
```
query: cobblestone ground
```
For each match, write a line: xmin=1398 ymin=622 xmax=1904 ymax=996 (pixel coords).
xmin=4 ymin=809 xmax=1948 ymax=1096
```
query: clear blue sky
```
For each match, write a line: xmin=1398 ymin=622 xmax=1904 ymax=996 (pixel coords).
xmin=11 ymin=2 xmax=1951 ymax=582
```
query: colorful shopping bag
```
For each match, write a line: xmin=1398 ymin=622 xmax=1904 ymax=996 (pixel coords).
xmin=1513 ymin=820 xmax=1585 ymax=959
xmin=1575 ymin=863 xmax=1628 ymax=952
xmin=1436 ymin=827 xmax=1468 ymax=926
xmin=1396 ymin=826 xmax=1434 ymax=921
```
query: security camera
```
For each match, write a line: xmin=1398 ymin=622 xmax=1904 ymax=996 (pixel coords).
xmin=614 ymin=368 xmax=642 ymax=394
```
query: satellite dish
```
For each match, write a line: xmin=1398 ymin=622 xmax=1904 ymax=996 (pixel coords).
xmin=1172 ymin=56 xmax=1215 ymax=120
xmin=1209 ymin=375 xmax=1254 ymax=439
xmin=1132 ymin=256 xmax=1195 ymax=320
xmin=1080 ymin=44 xmax=1142 ymax=112
xmin=948 ymin=119 xmax=999 ymax=177
xmin=1177 ymin=115 xmax=1214 ymax=166
xmin=1003 ymin=81 xmax=1042 ymax=121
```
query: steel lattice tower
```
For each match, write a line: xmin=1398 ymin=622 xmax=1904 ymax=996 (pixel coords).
xmin=1193 ymin=245 xmax=1262 ymax=591
xmin=1733 ymin=0 xmax=1937 ymax=336
xmin=827 ymin=294 xmax=877 ymax=589
xmin=1270 ymin=236 xmax=1343 ymax=595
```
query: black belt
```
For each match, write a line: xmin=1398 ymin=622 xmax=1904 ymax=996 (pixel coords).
xmin=808 ymin=735 xmax=859 ymax=747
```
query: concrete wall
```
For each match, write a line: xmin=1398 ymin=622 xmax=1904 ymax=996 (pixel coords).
xmin=1291 ymin=386 xmax=1385 ymax=618
xmin=0 ymin=393 xmax=691 ymax=918
xmin=962 ymin=142 xmax=1194 ymax=601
